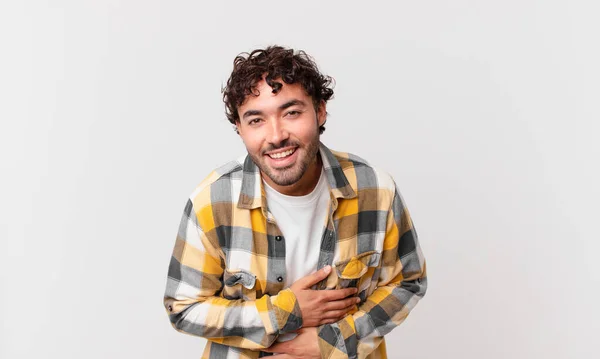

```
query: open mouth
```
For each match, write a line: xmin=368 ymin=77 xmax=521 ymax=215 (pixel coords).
xmin=267 ymin=148 xmax=296 ymax=159
xmin=264 ymin=147 xmax=298 ymax=167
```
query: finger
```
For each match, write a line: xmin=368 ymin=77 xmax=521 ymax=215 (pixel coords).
xmin=270 ymin=355 xmax=295 ymax=359
xmin=293 ymin=265 xmax=332 ymax=289
xmin=322 ymin=306 xmax=354 ymax=319
xmin=323 ymin=299 xmax=359 ymax=319
xmin=324 ymin=296 xmax=361 ymax=311
xmin=321 ymin=287 xmax=358 ymax=301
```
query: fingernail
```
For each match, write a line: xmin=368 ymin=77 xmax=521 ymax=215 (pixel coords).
xmin=356 ymin=297 xmax=361 ymax=303
xmin=324 ymin=265 xmax=331 ymax=274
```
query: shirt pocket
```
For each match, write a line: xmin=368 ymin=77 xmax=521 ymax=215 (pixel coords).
xmin=333 ymin=250 xmax=381 ymax=302
xmin=222 ymin=268 xmax=257 ymax=301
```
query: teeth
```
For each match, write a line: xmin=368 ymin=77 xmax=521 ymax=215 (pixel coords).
xmin=269 ymin=148 xmax=295 ymax=159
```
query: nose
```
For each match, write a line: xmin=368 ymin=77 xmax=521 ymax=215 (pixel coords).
xmin=267 ymin=118 xmax=289 ymax=146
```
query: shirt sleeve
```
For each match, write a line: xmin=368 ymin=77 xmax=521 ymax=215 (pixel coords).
xmin=163 ymin=199 xmax=303 ymax=349
xmin=317 ymin=185 xmax=428 ymax=359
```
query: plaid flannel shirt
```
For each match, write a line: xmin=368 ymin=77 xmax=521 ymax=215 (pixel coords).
xmin=164 ymin=143 xmax=427 ymax=359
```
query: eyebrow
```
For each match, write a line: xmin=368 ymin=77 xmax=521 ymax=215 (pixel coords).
xmin=241 ymin=109 xmax=263 ymax=120
xmin=279 ymin=99 xmax=306 ymax=111
xmin=241 ymin=99 xmax=307 ymax=120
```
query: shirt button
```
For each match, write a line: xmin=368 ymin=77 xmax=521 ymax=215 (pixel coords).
xmin=275 ymin=236 xmax=282 ymax=241
xmin=329 ymin=232 xmax=333 ymax=238
xmin=277 ymin=276 xmax=283 ymax=282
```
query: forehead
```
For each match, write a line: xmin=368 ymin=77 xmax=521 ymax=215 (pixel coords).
xmin=239 ymin=80 xmax=310 ymax=111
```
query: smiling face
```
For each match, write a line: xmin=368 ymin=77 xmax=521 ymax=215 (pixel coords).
xmin=235 ymin=78 xmax=326 ymax=196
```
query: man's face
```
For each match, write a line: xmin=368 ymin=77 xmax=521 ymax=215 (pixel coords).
xmin=236 ymin=78 xmax=326 ymax=191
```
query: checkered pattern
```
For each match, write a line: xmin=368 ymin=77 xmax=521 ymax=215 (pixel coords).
xmin=164 ymin=143 xmax=427 ymax=359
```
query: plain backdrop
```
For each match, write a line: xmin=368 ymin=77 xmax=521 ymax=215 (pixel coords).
xmin=1 ymin=1 xmax=598 ymax=358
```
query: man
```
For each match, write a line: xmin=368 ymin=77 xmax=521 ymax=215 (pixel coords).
xmin=164 ymin=45 xmax=427 ymax=359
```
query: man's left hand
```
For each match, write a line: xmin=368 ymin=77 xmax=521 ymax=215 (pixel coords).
xmin=263 ymin=327 xmax=321 ymax=358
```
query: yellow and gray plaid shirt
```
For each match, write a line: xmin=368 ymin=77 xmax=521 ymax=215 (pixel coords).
xmin=164 ymin=143 xmax=427 ymax=359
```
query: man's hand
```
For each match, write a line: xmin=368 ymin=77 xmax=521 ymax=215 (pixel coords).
xmin=263 ymin=327 xmax=320 ymax=358
xmin=289 ymin=265 xmax=360 ymax=327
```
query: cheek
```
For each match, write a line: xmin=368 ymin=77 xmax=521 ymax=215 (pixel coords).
xmin=295 ymin=121 xmax=319 ymax=141
xmin=288 ymin=116 xmax=315 ymax=134
xmin=240 ymin=132 xmax=264 ymax=153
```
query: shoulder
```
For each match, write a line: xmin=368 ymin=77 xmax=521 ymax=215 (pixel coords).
xmin=329 ymin=148 xmax=397 ymax=194
xmin=188 ymin=154 xmax=246 ymax=211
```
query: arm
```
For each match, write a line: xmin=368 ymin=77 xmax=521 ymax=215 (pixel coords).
xmin=163 ymin=199 xmax=303 ymax=349
xmin=317 ymin=185 xmax=428 ymax=359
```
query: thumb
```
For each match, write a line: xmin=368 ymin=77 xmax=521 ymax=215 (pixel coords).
xmin=293 ymin=265 xmax=331 ymax=289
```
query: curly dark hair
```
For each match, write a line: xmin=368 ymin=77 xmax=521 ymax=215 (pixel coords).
xmin=222 ymin=45 xmax=334 ymax=134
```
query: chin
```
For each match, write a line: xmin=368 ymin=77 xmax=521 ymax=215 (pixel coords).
xmin=267 ymin=169 xmax=303 ymax=186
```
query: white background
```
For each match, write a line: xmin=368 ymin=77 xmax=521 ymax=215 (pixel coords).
xmin=1 ymin=1 xmax=598 ymax=358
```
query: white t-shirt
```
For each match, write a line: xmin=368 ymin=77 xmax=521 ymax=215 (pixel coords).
xmin=263 ymin=169 xmax=330 ymax=289
xmin=264 ymin=169 xmax=330 ymax=344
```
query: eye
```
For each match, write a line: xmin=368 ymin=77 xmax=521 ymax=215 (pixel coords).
xmin=285 ymin=110 xmax=301 ymax=118
xmin=248 ymin=118 xmax=262 ymax=125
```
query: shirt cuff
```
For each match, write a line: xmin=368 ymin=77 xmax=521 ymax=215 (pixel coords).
xmin=256 ymin=288 xmax=303 ymax=335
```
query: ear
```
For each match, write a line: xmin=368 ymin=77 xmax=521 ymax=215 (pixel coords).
xmin=317 ymin=100 xmax=327 ymax=127
xmin=235 ymin=121 xmax=242 ymax=135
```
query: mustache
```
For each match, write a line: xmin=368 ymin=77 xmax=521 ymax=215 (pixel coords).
xmin=262 ymin=140 xmax=299 ymax=154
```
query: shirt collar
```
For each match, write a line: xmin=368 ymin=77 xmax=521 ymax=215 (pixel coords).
xmin=237 ymin=142 xmax=357 ymax=210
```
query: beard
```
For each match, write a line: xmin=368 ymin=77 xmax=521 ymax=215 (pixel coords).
xmin=250 ymin=134 xmax=321 ymax=187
